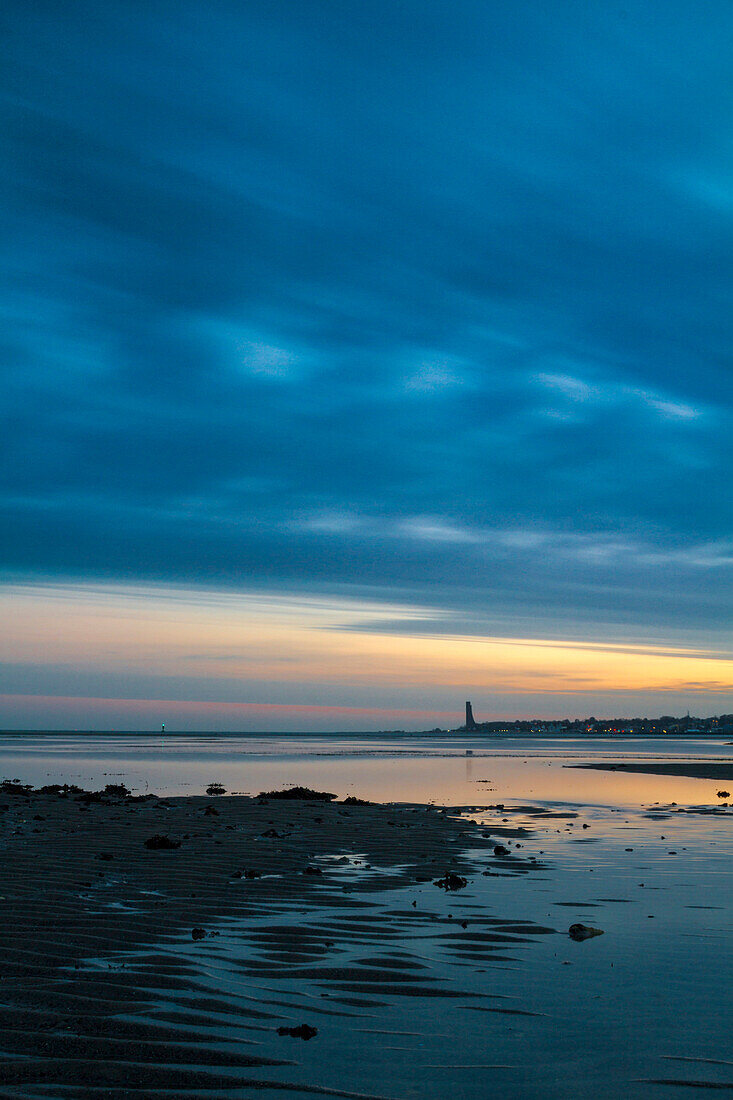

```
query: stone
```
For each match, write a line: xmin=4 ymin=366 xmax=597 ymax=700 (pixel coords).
xmin=434 ymin=872 xmax=468 ymax=891
xmin=568 ymin=923 xmax=604 ymax=941
xmin=144 ymin=834 xmax=181 ymax=850
xmin=277 ymin=1024 xmax=318 ymax=1040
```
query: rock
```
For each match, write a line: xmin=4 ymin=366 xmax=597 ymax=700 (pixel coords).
xmin=304 ymin=865 xmax=323 ymax=875
xmin=434 ymin=872 xmax=468 ymax=891
xmin=206 ymin=783 xmax=226 ymax=796
xmin=203 ymin=805 xmax=220 ymax=816
xmin=342 ymin=795 xmax=372 ymax=805
xmin=493 ymin=844 xmax=510 ymax=856
xmin=144 ymin=834 xmax=181 ymax=850
xmin=569 ymin=923 xmax=604 ymax=941
xmin=261 ymin=828 xmax=283 ymax=838
xmin=717 ymin=790 xmax=730 ymax=798
xmin=277 ymin=1023 xmax=318 ymax=1040
xmin=258 ymin=786 xmax=337 ymax=801
xmin=191 ymin=927 xmax=206 ymax=940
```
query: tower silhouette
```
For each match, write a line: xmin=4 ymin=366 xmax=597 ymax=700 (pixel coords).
xmin=465 ymin=701 xmax=477 ymax=731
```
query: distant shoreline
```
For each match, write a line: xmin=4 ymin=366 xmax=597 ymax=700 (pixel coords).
xmin=0 ymin=728 xmax=730 ymax=740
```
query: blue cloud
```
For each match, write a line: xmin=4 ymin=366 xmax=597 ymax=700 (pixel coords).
xmin=1 ymin=0 xmax=731 ymax=646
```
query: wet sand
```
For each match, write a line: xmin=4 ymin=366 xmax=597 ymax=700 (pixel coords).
xmin=568 ymin=760 xmax=733 ymax=782
xmin=0 ymin=782 xmax=520 ymax=1098
xmin=1 ymin=767 xmax=731 ymax=1098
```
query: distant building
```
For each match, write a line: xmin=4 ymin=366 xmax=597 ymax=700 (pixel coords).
xmin=465 ymin=701 xmax=477 ymax=731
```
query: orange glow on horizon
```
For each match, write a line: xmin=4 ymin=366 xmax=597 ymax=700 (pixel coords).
xmin=1 ymin=580 xmax=731 ymax=727
xmin=0 ymin=693 xmax=458 ymax=722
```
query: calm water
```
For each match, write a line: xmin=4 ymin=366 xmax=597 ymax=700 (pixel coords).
xmin=3 ymin=732 xmax=732 ymax=1097
xmin=0 ymin=731 xmax=731 ymax=807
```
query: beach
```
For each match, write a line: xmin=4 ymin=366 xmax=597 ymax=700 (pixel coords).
xmin=569 ymin=760 xmax=733 ymax=782
xmin=0 ymin=735 xmax=731 ymax=1098
xmin=0 ymin=782 xmax=502 ymax=1097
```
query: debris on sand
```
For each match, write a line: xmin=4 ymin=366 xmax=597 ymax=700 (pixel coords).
xmin=103 ymin=783 xmax=130 ymax=798
xmin=277 ymin=1024 xmax=318 ymax=1040
xmin=206 ymin=783 xmax=226 ymax=796
xmin=0 ymin=780 xmax=33 ymax=796
xmin=144 ymin=834 xmax=181 ymax=850
xmin=434 ymin=872 xmax=468 ymax=891
xmin=257 ymin=786 xmax=337 ymax=801
xmin=569 ymin=923 xmax=604 ymax=941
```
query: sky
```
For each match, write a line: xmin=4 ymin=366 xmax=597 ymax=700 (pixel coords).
xmin=1 ymin=1 xmax=732 ymax=730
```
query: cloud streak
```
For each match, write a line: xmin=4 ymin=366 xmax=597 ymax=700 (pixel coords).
xmin=0 ymin=2 xmax=731 ymax=722
xmin=0 ymin=580 xmax=731 ymax=728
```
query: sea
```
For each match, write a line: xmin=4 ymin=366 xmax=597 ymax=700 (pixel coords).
xmin=0 ymin=729 xmax=730 ymax=805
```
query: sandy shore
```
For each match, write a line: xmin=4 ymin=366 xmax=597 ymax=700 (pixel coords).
xmin=568 ymin=760 xmax=733 ymax=783
xmin=0 ymin=782 xmax=531 ymax=1098
xmin=1 ymin=773 xmax=731 ymax=1097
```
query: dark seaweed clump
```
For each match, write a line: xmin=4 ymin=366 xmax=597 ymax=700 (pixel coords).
xmin=0 ymin=779 xmax=33 ymax=796
xmin=103 ymin=783 xmax=130 ymax=797
xmin=257 ymin=786 xmax=337 ymax=801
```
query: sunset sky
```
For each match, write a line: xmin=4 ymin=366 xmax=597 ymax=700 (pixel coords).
xmin=1 ymin=2 xmax=731 ymax=729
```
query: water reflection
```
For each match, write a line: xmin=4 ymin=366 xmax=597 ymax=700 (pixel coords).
xmin=0 ymin=732 xmax=730 ymax=808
